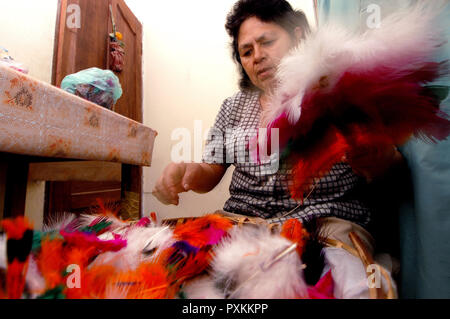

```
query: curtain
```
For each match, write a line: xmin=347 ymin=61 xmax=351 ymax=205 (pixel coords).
xmin=316 ymin=0 xmax=450 ymax=298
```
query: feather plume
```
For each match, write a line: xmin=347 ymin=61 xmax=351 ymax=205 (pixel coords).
xmin=107 ymin=262 xmax=170 ymax=299
xmin=307 ymin=270 xmax=334 ymax=299
xmin=36 ymin=237 xmax=65 ymax=289
xmin=60 ymin=229 xmax=126 ymax=253
xmin=65 ymin=265 xmax=117 ymax=299
xmin=181 ymin=275 xmax=225 ymax=299
xmin=1 ymin=217 xmax=34 ymax=299
xmin=77 ymin=212 xmax=127 ymax=234
xmin=173 ymin=214 xmax=233 ymax=248
xmin=322 ymin=247 xmax=372 ymax=299
xmin=258 ymin=1 xmax=450 ymax=200
xmin=24 ymin=256 xmax=46 ymax=298
xmin=211 ymin=225 xmax=308 ymax=299
xmin=90 ymin=225 xmax=174 ymax=271
xmin=1 ymin=217 xmax=33 ymax=240
xmin=280 ymin=218 xmax=309 ymax=256
xmin=42 ymin=212 xmax=78 ymax=233
xmin=289 ymin=126 xmax=350 ymax=200
xmin=263 ymin=1 xmax=448 ymax=127
xmin=6 ymin=260 xmax=29 ymax=299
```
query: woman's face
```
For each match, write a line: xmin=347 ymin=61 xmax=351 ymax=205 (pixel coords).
xmin=237 ymin=16 xmax=299 ymax=94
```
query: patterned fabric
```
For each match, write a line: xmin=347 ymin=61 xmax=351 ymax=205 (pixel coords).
xmin=0 ymin=64 xmax=156 ymax=166
xmin=203 ymin=90 xmax=372 ymax=228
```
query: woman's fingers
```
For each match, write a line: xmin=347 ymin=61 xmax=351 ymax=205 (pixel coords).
xmin=181 ymin=163 xmax=203 ymax=191
xmin=152 ymin=175 xmax=179 ymax=205
xmin=152 ymin=162 xmax=190 ymax=205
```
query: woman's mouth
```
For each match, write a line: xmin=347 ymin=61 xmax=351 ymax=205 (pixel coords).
xmin=257 ymin=67 xmax=274 ymax=79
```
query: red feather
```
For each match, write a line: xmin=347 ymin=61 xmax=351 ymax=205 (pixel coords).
xmin=1 ymin=217 xmax=33 ymax=240
xmin=1 ymin=217 xmax=34 ymax=299
xmin=6 ymin=260 xmax=28 ymax=299
xmin=289 ymin=126 xmax=350 ymax=201
xmin=266 ymin=62 xmax=450 ymax=200
xmin=280 ymin=219 xmax=309 ymax=257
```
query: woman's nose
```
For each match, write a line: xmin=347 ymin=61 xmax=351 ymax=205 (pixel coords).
xmin=253 ymin=45 xmax=265 ymax=63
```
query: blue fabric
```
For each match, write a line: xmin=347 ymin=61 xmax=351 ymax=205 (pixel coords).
xmin=395 ymin=2 xmax=450 ymax=299
xmin=316 ymin=0 xmax=450 ymax=298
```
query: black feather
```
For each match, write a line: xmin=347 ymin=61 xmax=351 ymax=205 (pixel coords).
xmin=301 ymin=218 xmax=327 ymax=286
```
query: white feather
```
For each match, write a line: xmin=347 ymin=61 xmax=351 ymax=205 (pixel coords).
xmin=42 ymin=212 xmax=78 ymax=232
xmin=321 ymin=247 xmax=371 ymax=299
xmin=91 ymin=225 xmax=175 ymax=271
xmin=77 ymin=213 xmax=127 ymax=232
xmin=181 ymin=275 xmax=225 ymax=299
xmin=261 ymin=0 xmax=447 ymax=127
xmin=211 ymin=225 xmax=307 ymax=299
xmin=25 ymin=256 xmax=47 ymax=298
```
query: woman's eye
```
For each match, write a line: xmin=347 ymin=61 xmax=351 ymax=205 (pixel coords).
xmin=263 ymin=40 xmax=274 ymax=46
xmin=242 ymin=50 xmax=251 ymax=57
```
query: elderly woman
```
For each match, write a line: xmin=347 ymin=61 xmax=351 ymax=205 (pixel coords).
xmin=153 ymin=0 xmax=400 ymax=298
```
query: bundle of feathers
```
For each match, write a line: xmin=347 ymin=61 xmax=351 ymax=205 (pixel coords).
xmin=0 ymin=207 xmax=336 ymax=299
xmin=257 ymin=1 xmax=450 ymax=200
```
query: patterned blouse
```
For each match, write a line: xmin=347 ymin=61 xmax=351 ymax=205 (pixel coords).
xmin=203 ymin=90 xmax=372 ymax=228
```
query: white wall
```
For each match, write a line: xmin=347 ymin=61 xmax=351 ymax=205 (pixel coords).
xmin=0 ymin=0 xmax=58 ymax=229
xmin=0 ymin=0 xmax=58 ymax=83
xmin=0 ymin=0 xmax=316 ymax=223
xmin=125 ymin=0 xmax=316 ymax=220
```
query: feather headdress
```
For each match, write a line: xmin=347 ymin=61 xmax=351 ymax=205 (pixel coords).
xmin=258 ymin=1 xmax=450 ymax=200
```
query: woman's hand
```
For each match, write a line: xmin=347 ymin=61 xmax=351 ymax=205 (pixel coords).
xmin=152 ymin=162 xmax=226 ymax=205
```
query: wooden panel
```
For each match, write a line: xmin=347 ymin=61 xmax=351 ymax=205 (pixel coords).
xmin=53 ymin=0 xmax=143 ymax=123
xmin=29 ymin=161 xmax=121 ymax=182
xmin=49 ymin=0 xmax=144 ymax=220
xmin=44 ymin=180 xmax=121 ymax=222
xmin=108 ymin=0 xmax=143 ymax=123
xmin=2 ymin=160 xmax=28 ymax=218
xmin=70 ymin=181 xmax=121 ymax=210
xmin=71 ymin=180 xmax=121 ymax=193
xmin=44 ymin=181 xmax=72 ymax=221
xmin=53 ymin=0 xmax=110 ymax=86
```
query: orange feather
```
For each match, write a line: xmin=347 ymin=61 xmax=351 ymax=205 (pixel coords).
xmin=64 ymin=265 xmax=117 ymax=299
xmin=173 ymin=214 xmax=233 ymax=247
xmin=36 ymin=238 xmax=65 ymax=289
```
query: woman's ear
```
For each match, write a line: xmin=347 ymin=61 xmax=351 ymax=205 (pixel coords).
xmin=294 ymin=26 xmax=303 ymax=43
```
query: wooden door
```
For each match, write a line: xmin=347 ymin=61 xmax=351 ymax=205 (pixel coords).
xmin=49 ymin=0 xmax=143 ymax=219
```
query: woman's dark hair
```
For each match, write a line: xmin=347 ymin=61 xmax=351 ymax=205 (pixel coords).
xmin=225 ymin=0 xmax=311 ymax=91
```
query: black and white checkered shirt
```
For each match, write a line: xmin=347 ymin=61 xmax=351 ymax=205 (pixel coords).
xmin=203 ymin=90 xmax=372 ymax=228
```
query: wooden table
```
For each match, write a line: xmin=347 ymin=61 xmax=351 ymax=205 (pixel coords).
xmin=0 ymin=65 xmax=157 ymax=225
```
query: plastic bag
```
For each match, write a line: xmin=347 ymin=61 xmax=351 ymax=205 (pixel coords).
xmin=60 ymin=67 xmax=123 ymax=110
xmin=0 ymin=46 xmax=29 ymax=74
